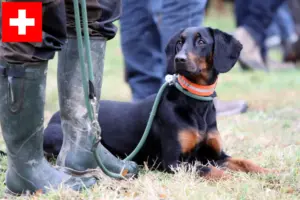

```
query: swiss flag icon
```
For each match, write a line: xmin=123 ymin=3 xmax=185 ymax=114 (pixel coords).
xmin=2 ymin=2 xmax=42 ymax=42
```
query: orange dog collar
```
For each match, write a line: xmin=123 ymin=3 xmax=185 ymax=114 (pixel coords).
xmin=177 ymin=75 xmax=217 ymax=97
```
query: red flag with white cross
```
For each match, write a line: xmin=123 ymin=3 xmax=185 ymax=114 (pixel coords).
xmin=1 ymin=2 xmax=42 ymax=42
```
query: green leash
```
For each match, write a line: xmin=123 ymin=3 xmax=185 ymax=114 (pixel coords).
xmin=72 ymin=0 xmax=213 ymax=179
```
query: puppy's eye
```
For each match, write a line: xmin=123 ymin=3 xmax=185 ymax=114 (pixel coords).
xmin=196 ymin=38 xmax=205 ymax=46
xmin=176 ymin=40 xmax=183 ymax=52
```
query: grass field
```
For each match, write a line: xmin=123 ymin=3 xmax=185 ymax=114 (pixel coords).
xmin=1 ymin=4 xmax=300 ymax=200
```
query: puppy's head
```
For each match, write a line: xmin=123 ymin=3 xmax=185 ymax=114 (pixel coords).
xmin=165 ymin=27 xmax=242 ymax=80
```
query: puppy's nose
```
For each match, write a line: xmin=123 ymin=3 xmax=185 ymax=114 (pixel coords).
xmin=175 ymin=53 xmax=187 ymax=63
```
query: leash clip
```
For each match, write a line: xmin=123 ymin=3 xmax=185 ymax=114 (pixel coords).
xmin=91 ymin=118 xmax=102 ymax=151
xmin=89 ymin=95 xmax=103 ymax=151
xmin=165 ymin=74 xmax=178 ymax=86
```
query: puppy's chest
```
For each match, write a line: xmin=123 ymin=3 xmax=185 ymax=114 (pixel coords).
xmin=177 ymin=126 xmax=208 ymax=155
xmin=177 ymin=108 xmax=211 ymax=154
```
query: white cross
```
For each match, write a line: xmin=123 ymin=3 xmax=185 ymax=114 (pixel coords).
xmin=9 ymin=9 xmax=35 ymax=35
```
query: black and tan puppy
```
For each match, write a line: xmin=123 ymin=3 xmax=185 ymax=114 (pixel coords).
xmin=44 ymin=27 xmax=272 ymax=180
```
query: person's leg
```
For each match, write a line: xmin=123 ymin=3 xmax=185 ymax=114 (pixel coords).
xmin=275 ymin=3 xmax=297 ymax=43
xmin=287 ymin=0 xmax=300 ymax=62
xmin=265 ymin=20 xmax=281 ymax=49
xmin=234 ymin=0 xmax=286 ymax=71
xmin=56 ymin=0 xmax=138 ymax=177
xmin=120 ymin=0 xmax=165 ymax=101
xmin=274 ymin=3 xmax=299 ymax=62
xmin=0 ymin=0 xmax=96 ymax=195
xmin=287 ymin=0 xmax=300 ymax=34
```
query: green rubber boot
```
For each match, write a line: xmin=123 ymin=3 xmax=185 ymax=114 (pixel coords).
xmin=56 ymin=38 xmax=139 ymax=178
xmin=0 ymin=61 xmax=97 ymax=195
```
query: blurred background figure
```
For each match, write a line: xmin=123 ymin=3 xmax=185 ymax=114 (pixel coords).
xmin=286 ymin=0 xmax=300 ymax=63
xmin=265 ymin=2 xmax=300 ymax=64
xmin=120 ymin=0 xmax=248 ymax=117
xmin=233 ymin=0 xmax=286 ymax=71
xmin=288 ymin=0 xmax=300 ymax=35
xmin=207 ymin=0 xmax=300 ymax=70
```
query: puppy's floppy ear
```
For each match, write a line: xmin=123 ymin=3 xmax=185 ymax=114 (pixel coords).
xmin=209 ymin=28 xmax=243 ymax=73
xmin=165 ymin=29 xmax=184 ymax=74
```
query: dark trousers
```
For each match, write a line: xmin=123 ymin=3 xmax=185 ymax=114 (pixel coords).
xmin=288 ymin=0 xmax=300 ymax=34
xmin=234 ymin=0 xmax=285 ymax=58
xmin=0 ymin=0 xmax=120 ymax=64
xmin=120 ymin=0 xmax=207 ymax=101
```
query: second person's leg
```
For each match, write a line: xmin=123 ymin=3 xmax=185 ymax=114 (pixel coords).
xmin=120 ymin=0 xmax=165 ymax=101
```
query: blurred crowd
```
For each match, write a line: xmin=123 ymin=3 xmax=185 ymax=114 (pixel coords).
xmin=206 ymin=0 xmax=300 ymax=68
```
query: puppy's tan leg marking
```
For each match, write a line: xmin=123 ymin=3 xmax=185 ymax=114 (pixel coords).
xmin=206 ymin=130 xmax=223 ymax=155
xmin=224 ymin=157 xmax=270 ymax=173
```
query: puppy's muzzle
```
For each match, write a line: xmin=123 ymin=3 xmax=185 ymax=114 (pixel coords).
xmin=175 ymin=52 xmax=201 ymax=75
xmin=175 ymin=52 xmax=188 ymax=72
